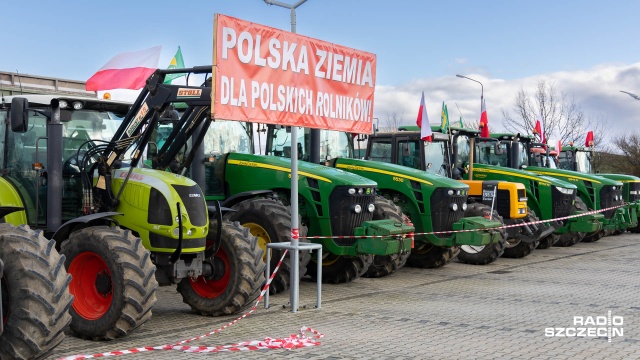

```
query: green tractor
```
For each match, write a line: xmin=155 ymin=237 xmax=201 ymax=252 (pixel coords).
xmin=364 ymin=125 xmax=553 ymax=261
xmin=141 ymin=67 xmax=414 ymax=286
xmin=542 ymin=143 xmax=640 ymax=234
xmin=497 ymin=133 xmax=633 ymax=241
xmin=264 ymin=126 xmax=507 ymax=267
xmin=470 ymin=133 xmax=603 ymax=248
xmin=1 ymin=78 xmax=265 ymax=342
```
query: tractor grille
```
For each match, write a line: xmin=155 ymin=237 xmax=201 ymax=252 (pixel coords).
xmin=329 ymin=186 xmax=376 ymax=246
xmin=495 ymin=189 xmax=511 ymax=219
xmin=628 ymin=182 xmax=640 ymax=202
xmin=430 ymin=188 xmax=466 ymax=239
xmin=599 ymin=185 xmax=623 ymax=219
xmin=172 ymin=184 xmax=207 ymax=226
xmin=551 ymin=186 xmax=574 ymax=219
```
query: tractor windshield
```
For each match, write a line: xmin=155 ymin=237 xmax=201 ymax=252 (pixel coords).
xmin=475 ymin=140 xmax=508 ymax=166
xmin=575 ymin=150 xmax=592 ymax=173
xmin=203 ymin=120 xmax=252 ymax=157
xmin=424 ymin=140 xmax=448 ymax=176
xmin=318 ymin=129 xmax=354 ymax=160
xmin=267 ymin=126 xmax=307 ymax=160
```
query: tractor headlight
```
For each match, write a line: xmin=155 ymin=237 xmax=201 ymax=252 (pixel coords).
xmin=450 ymin=203 xmax=459 ymax=211
xmin=358 ymin=188 xmax=364 ymax=194
xmin=58 ymin=100 xmax=68 ymax=109
xmin=368 ymin=204 xmax=375 ymax=212
xmin=518 ymin=208 xmax=527 ymax=214
xmin=353 ymin=204 xmax=362 ymax=213
xmin=447 ymin=189 xmax=454 ymax=196
xmin=348 ymin=188 xmax=356 ymax=195
xmin=456 ymin=190 xmax=462 ymax=196
xmin=612 ymin=186 xmax=617 ymax=191
xmin=630 ymin=190 xmax=640 ymax=195
xmin=555 ymin=186 xmax=574 ymax=195
xmin=72 ymin=101 xmax=84 ymax=110
xmin=462 ymin=203 xmax=467 ymax=211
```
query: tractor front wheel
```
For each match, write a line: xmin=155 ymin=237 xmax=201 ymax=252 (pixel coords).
xmin=555 ymin=198 xmax=588 ymax=247
xmin=0 ymin=224 xmax=72 ymax=360
xmin=61 ymin=226 xmax=157 ymax=340
xmin=306 ymin=254 xmax=373 ymax=284
xmin=406 ymin=244 xmax=459 ymax=268
xmin=502 ymin=210 xmax=539 ymax=258
xmin=458 ymin=203 xmax=507 ymax=265
xmin=177 ymin=221 xmax=265 ymax=315
xmin=363 ymin=196 xmax=410 ymax=278
xmin=224 ymin=197 xmax=309 ymax=295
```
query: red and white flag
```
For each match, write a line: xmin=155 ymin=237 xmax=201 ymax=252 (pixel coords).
xmin=416 ymin=92 xmax=432 ymax=142
xmin=479 ymin=98 xmax=489 ymax=138
xmin=86 ymin=46 xmax=161 ymax=91
xmin=534 ymin=114 xmax=545 ymax=144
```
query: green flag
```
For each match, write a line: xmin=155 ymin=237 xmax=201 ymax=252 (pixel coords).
xmin=440 ymin=101 xmax=449 ymax=132
xmin=164 ymin=47 xmax=185 ymax=84
xmin=459 ymin=116 xmax=463 ymax=127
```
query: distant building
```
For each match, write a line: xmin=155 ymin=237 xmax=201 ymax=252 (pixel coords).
xmin=0 ymin=70 xmax=96 ymax=98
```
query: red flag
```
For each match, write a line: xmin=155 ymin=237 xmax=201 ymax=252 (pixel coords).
xmin=416 ymin=92 xmax=433 ymax=142
xmin=86 ymin=46 xmax=161 ymax=91
xmin=585 ymin=131 xmax=594 ymax=147
xmin=534 ymin=119 xmax=545 ymax=143
xmin=557 ymin=139 xmax=562 ymax=153
xmin=479 ymin=98 xmax=489 ymax=138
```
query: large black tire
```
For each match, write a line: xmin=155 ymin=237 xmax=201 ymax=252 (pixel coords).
xmin=582 ymin=230 xmax=604 ymax=243
xmin=536 ymin=234 xmax=560 ymax=249
xmin=306 ymin=253 xmax=373 ymax=284
xmin=363 ymin=196 xmax=411 ymax=278
xmin=406 ymin=243 xmax=459 ymax=268
xmin=177 ymin=221 xmax=265 ymax=315
xmin=457 ymin=203 xmax=507 ymax=265
xmin=60 ymin=226 xmax=157 ymax=340
xmin=223 ymin=197 xmax=310 ymax=295
xmin=555 ymin=197 xmax=588 ymax=247
xmin=502 ymin=210 xmax=538 ymax=258
xmin=0 ymin=224 xmax=72 ymax=360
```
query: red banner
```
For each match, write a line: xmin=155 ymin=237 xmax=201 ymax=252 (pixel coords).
xmin=213 ymin=14 xmax=376 ymax=134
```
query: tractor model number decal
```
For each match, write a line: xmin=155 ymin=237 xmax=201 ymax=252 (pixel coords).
xmin=392 ymin=176 xmax=404 ymax=183
xmin=126 ymin=102 xmax=149 ymax=137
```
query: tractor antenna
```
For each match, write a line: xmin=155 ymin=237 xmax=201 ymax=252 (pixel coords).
xmin=15 ymin=70 xmax=23 ymax=95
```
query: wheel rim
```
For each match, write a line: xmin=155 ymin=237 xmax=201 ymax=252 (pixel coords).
xmin=1 ymin=276 xmax=8 ymax=326
xmin=413 ymin=242 xmax=434 ymax=255
xmin=68 ymin=252 xmax=113 ymax=320
xmin=505 ymin=238 xmax=521 ymax=249
xmin=244 ymin=222 xmax=270 ymax=262
xmin=190 ymin=246 xmax=230 ymax=298
xmin=460 ymin=245 xmax=485 ymax=253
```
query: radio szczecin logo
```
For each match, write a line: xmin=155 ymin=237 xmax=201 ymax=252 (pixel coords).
xmin=545 ymin=310 xmax=623 ymax=342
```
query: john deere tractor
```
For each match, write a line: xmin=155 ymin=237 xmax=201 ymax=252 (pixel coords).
xmin=139 ymin=67 xmax=414 ymax=286
xmin=265 ymin=126 xmax=506 ymax=268
xmin=1 ymin=80 xmax=264 ymax=342
xmin=470 ymin=133 xmax=603 ymax=248
xmin=366 ymin=125 xmax=552 ymax=261
xmin=541 ymin=143 xmax=640 ymax=234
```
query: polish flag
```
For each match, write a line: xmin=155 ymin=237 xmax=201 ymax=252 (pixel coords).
xmin=86 ymin=46 xmax=161 ymax=91
xmin=416 ymin=91 xmax=432 ymax=142
xmin=479 ymin=98 xmax=489 ymax=138
xmin=534 ymin=115 xmax=545 ymax=144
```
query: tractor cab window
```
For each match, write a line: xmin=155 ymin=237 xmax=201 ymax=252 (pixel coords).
xmin=475 ymin=141 xmax=507 ymax=166
xmin=319 ymin=129 xmax=353 ymax=160
xmin=424 ymin=140 xmax=448 ymax=176
xmin=267 ymin=126 xmax=306 ymax=160
xmin=456 ymin=135 xmax=470 ymax=168
xmin=397 ymin=140 xmax=421 ymax=169
xmin=557 ymin=150 xmax=574 ymax=171
xmin=544 ymin=155 xmax=558 ymax=169
xmin=203 ymin=120 xmax=252 ymax=158
xmin=516 ymin=142 xmax=528 ymax=168
xmin=575 ymin=150 xmax=592 ymax=173
xmin=368 ymin=139 xmax=392 ymax=162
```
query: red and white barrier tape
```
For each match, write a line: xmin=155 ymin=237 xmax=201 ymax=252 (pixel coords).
xmin=59 ymin=249 xmax=324 ymax=360
xmin=300 ymin=203 xmax=628 ymax=239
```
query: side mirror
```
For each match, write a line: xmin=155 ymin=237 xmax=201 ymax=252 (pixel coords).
xmin=494 ymin=143 xmax=504 ymax=155
xmin=402 ymin=144 xmax=411 ymax=157
xmin=10 ymin=97 xmax=29 ymax=133
xmin=147 ymin=142 xmax=158 ymax=158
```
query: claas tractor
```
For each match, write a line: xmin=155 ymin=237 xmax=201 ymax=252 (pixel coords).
xmin=361 ymin=125 xmax=546 ymax=262
xmin=141 ymin=67 xmax=414 ymax=286
xmin=264 ymin=126 xmax=507 ymax=267
xmin=1 ymin=88 xmax=264 ymax=341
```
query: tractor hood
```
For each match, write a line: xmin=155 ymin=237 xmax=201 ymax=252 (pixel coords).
xmin=473 ymin=163 xmax=578 ymax=190
xmin=332 ymin=157 xmax=468 ymax=189
xmin=527 ymin=166 xmax=623 ymax=187
xmin=225 ymin=153 xmax=377 ymax=187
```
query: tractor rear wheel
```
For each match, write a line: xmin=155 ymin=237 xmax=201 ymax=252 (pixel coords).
xmin=306 ymin=253 xmax=373 ymax=284
xmin=555 ymin=197 xmax=588 ymax=247
xmin=0 ymin=224 xmax=72 ymax=360
xmin=502 ymin=210 xmax=539 ymax=258
xmin=458 ymin=203 xmax=507 ymax=265
xmin=177 ymin=221 xmax=265 ymax=315
xmin=363 ymin=196 xmax=410 ymax=278
xmin=61 ymin=226 xmax=157 ymax=340
xmin=224 ymin=197 xmax=309 ymax=295
xmin=406 ymin=243 xmax=459 ymax=268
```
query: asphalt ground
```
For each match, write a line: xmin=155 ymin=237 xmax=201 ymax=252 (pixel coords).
xmin=51 ymin=233 xmax=640 ymax=360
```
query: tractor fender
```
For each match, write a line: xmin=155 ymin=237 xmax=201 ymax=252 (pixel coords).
xmin=219 ymin=190 xmax=273 ymax=209
xmin=0 ymin=177 xmax=27 ymax=225
xmin=52 ymin=212 xmax=121 ymax=246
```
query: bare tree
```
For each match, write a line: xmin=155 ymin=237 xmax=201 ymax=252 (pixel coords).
xmin=502 ymin=80 xmax=586 ymax=145
xmin=612 ymin=133 xmax=640 ymax=175
xmin=379 ymin=110 xmax=405 ymax=132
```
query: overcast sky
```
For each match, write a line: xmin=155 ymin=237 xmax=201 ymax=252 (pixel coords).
xmin=3 ymin=0 xmax=640 ymax=144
